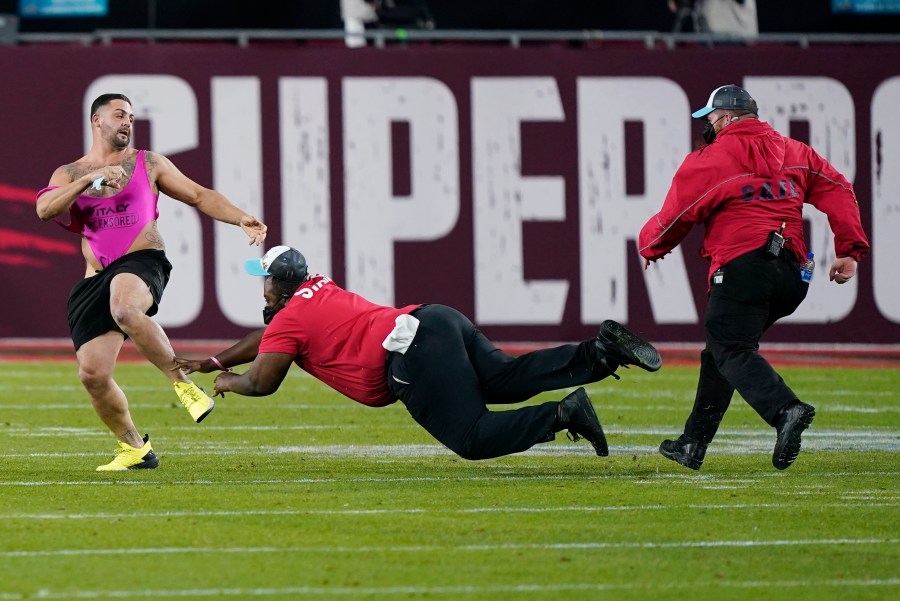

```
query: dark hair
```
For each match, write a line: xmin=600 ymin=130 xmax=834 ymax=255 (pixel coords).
xmin=269 ymin=277 xmax=302 ymax=299
xmin=90 ymin=93 xmax=132 ymax=117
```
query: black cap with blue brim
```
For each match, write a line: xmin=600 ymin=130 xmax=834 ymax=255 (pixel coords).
xmin=244 ymin=245 xmax=308 ymax=283
xmin=692 ymin=84 xmax=759 ymax=119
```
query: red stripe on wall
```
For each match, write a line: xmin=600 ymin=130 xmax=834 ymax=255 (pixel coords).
xmin=0 ymin=228 xmax=78 ymax=254
xmin=0 ymin=183 xmax=37 ymax=203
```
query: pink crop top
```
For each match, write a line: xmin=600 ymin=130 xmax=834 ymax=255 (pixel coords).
xmin=37 ymin=150 xmax=160 ymax=268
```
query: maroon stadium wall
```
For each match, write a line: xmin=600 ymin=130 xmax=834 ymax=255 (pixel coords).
xmin=0 ymin=43 xmax=897 ymax=344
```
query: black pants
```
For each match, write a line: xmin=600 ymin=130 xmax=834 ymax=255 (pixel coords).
xmin=683 ymin=249 xmax=808 ymax=444
xmin=385 ymin=304 xmax=612 ymax=460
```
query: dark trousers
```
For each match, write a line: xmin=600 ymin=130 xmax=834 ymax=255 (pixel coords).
xmin=385 ymin=304 xmax=612 ymax=460
xmin=683 ymin=249 xmax=808 ymax=444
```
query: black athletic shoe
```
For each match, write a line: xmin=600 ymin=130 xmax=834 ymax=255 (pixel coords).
xmin=593 ymin=320 xmax=662 ymax=373
xmin=772 ymin=401 xmax=816 ymax=470
xmin=659 ymin=435 xmax=707 ymax=471
xmin=558 ymin=387 xmax=608 ymax=457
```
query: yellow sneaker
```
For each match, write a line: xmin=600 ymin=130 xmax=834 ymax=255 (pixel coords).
xmin=96 ymin=434 xmax=159 ymax=471
xmin=174 ymin=381 xmax=215 ymax=423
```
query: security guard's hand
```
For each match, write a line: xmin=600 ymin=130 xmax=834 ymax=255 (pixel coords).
xmin=213 ymin=371 xmax=236 ymax=397
xmin=829 ymin=257 xmax=857 ymax=284
xmin=173 ymin=356 xmax=215 ymax=374
xmin=642 ymin=255 xmax=665 ymax=270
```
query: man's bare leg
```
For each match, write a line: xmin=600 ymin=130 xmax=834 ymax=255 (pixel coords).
xmin=76 ymin=332 xmax=144 ymax=448
xmin=109 ymin=273 xmax=189 ymax=384
xmin=109 ymin=272 xmax=214 ymax=423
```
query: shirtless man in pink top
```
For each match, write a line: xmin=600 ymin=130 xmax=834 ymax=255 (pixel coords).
xmin=36 ymin=93 xmax=267 ymax=471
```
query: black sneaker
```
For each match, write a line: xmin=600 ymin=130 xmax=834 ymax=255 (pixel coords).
xmin=593 ymin=320 xmax=662 ymax=372
xmin=558 ymin=388 xmax=608 ymax=456
xmin=659 ymin=435 xmax=707 ymax=471
xmin=772 ymin=401 xmax=816 ymax=470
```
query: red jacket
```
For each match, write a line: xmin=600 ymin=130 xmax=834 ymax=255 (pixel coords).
xmin=638 ymin=119 xmax=869 ymax=289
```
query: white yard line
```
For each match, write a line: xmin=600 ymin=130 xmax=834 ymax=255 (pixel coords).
xmin=1 ymin=435 xmax=898 ymax=457
xmin=0 ymin=538 xmax=896 ymax=560
xmin=1 ymin=578 xmax=899 ymax=600
xmin=1 ymin=470 xmax=898 ymax=488
xmin=0 ymin=501 xmax=897 ymax=521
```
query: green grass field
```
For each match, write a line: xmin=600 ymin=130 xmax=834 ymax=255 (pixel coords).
xmin=0 ymin=359 xmax=897 ymax=600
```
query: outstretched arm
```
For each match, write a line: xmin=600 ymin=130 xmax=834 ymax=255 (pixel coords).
xmin=638 ymin=156 xmax=708 ymax=265
xmin=174 ymin=328 xmax=266 ymax=374
xmin=213 ymin=352 xmax=294 ymax=397
xmin=150 ymin=151 xmax=267 ymax=245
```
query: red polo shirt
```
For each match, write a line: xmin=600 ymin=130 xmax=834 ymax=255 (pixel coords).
xmin=259 ymin=275 xmax=419 ymax=406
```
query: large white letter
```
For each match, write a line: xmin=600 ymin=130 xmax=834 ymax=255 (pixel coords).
xmin=871 ymin=77 xmax=900 ymax=323
xmin=212 ymin=77 xmax=265 ymax=327
xmin=279 ymin=78 xmax=331 ymax=276
xmin=343 ymin=77 xmax=459 ymax=305
xmin=472 ymin=77 xmax=568 ymax=324
xmin=84 ymin=76 xmax=202 ymax=327
xmin=746 ymin=77 xmax=857 ymax=323
xmin=578 ymin=77 xmax=696 ymax=324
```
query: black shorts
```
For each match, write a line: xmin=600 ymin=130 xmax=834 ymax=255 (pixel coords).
xmin=67 ymin=249 xmax=172 ymax=351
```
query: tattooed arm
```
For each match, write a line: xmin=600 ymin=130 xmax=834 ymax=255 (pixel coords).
xmin=148 ymin=151 xmax=267 ymax=246
xmin=36 ymin=162 xmax=127 ymax=221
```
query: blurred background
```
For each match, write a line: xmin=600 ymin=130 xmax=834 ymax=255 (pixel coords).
xmin=2 ymin=0 xmax=899 ymax=34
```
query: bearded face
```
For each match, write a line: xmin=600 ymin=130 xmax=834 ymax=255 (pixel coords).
xmin=95 ymin=100 xmax=133 ymax=149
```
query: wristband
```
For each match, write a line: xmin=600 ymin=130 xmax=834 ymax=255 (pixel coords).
xmin=209 ymin=356 xmax=230 ymax=372
xmin=91 ymin=177 xmax=104 ymax=191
